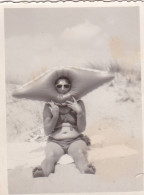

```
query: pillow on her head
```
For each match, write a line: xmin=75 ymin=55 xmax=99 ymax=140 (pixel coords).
xmin=12 ymin=66 xmax=114 ymax=103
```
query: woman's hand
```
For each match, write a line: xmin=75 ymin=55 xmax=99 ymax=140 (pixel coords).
xmin=48 ymin=101 xmax=59 ymax=117
xmin=66 ymin=97 xmax=82 ymax=114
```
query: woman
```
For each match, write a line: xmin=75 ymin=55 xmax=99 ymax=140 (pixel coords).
xmin=33 ymin=77 xmax=95 ymax=177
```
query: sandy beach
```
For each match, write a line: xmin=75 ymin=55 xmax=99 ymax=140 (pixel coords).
xmin=6 ymin=73 xmax=143 ymax=193
xmin=8 ymin=142 xmax=142 ymax=194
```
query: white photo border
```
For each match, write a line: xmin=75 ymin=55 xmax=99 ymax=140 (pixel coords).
xmin=0 ymin=1 xmax=144 ymax=195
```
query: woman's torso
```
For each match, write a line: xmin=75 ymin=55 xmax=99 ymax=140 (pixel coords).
xmin=50 ymin=106 xmax=80 ymax=140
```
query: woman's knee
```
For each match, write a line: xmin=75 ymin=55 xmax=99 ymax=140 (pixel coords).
xmin=45 ymin=143 xmax=64 ymax=160
xmin=78 ymin=148 xmax=86 ymax=154
xmin=69 ymin=146 xmax=87 ymax=157
xmin=68 ymin=140 xmax=87 ymax=155
xmin=45 ymin=150 xmax=57 ymax=161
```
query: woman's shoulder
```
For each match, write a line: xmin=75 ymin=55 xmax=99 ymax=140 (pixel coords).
xmin=77 ymin=100 xmax=85 ymax=110
xmin=44 ymin=103 xmax=51 ymax=109
xmin=43 ymin=103 xmax=52 ymax=117
xmin=78 ymin=99 xmax=84 ymax=104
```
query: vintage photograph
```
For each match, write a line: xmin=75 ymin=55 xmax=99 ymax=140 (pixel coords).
xmin=3 ymin=4 xmax=143 ymax=194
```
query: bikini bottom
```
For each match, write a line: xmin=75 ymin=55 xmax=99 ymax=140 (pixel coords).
xmin=48 ymin=134 xmax=91 ymax=153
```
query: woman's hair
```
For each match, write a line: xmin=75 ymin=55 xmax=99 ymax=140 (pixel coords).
xmin=55 ymin=77 xmax=71 ymax=85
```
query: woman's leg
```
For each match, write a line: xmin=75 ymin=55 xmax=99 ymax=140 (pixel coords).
xmin=33 ymin=142 xmax=64 ymax=177
xmin=68 ymin=140 xmax=95 ymax=174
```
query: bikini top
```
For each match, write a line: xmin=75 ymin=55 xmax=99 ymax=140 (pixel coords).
xmin=56 ymin=108 xmax=77 ymax=128
xmin=43 ymin=104 xmax=77 ymax=129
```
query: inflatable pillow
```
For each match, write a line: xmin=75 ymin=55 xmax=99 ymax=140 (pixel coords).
xmin=12 ymin=66 xmax=114 ymax=103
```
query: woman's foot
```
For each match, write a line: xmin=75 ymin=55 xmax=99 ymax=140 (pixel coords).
xmin=33 ymin=166 xmax=45 ymax=178
xmin=33 ymin=164 xmax=56 ymax=178
xmin=83 ymin=164 xmax=96 ymax=174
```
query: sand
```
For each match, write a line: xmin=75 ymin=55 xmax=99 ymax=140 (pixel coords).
xmin=6 ymin=74 xmax=143 ymax=193
xmin=7 ymin=142 xmax=142 ymax=193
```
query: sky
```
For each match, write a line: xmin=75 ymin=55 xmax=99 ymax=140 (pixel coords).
xmin=4 ymin=7 xmax=140 ymax=82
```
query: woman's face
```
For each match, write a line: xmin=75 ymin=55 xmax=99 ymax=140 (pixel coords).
xmin=55 ymin=78 xmax=71 ymax=94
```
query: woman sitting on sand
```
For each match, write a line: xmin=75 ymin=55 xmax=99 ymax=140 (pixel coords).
xmin=33 ymin=77 xmax=96 ymax=177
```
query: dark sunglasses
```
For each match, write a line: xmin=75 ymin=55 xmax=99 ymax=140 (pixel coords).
xmin=56 ymin=84 xmax=71 ymax=88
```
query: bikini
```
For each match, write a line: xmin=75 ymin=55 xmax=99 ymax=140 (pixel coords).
xmin=48 ymin=106 xmax=90 ymax=153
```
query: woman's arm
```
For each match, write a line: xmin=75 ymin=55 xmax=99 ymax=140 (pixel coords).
xmin=76 ymin=100 xmax=86 ymax=133
xmin=66 ymin=97 xmax=86 ymax=133
xmin=43 ymin=103 xmax=59 ymax=136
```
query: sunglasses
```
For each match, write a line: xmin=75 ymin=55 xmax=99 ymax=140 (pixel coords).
xmin=56 ymin=84 xmax=71 ymax=88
